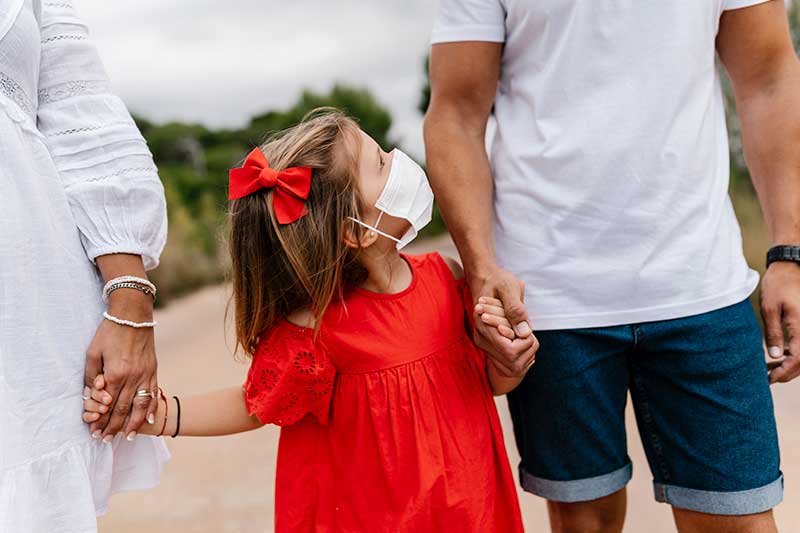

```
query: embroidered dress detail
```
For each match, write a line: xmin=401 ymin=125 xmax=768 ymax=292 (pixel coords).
xmin=0 ymin=72 xmax=33 ymax=117
xmin=38 ymin=79 xmax=110 ymax=104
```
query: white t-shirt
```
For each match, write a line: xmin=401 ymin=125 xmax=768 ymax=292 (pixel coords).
xmin=432 ymin=0 xmax=768 ymax=330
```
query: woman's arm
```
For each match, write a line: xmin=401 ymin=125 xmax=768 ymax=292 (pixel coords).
xmin=88 ymin=254 xmax=158 ymax=442
xmin=37 ymin=1 xmax=167 ymax=440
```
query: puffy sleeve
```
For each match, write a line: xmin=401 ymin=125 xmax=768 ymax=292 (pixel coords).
xmin=36 ymin=1 xmax=167 ymax=270
xmin=243 ymin=322 xmax=336 ymax=427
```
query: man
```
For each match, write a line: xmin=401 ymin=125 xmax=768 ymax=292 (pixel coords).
xmin=424 ymin=1 xmax=800 ymax=532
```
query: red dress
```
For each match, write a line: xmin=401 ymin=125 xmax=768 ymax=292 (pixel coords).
xmin=243 ymin=253 xmax=524 ymax=532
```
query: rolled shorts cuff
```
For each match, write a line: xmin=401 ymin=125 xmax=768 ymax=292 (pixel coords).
xmin=519 ymin=462 xmax=632 ymax=503
xmin=654 ymin=474 xmax=783 ymax=515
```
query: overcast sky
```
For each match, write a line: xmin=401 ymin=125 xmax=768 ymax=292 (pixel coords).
xmin=77 ymin=1 xmax=437 ymax=159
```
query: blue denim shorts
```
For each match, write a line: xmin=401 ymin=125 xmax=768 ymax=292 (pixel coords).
xmin=507 ymin=299 xmax=782 ymax=515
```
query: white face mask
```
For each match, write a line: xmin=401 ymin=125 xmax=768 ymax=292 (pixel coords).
xmin=349 ymin=149 xmax=434 ymax=249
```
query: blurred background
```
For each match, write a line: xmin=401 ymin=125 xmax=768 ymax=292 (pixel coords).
xmin=75 ymin=1 xmax=800 ymax=531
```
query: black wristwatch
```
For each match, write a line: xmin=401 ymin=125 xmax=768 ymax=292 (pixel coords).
xmin=766 ymin=245 xmax=800 ymax=269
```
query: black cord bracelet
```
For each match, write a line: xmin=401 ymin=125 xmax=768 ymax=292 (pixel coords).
xmin=172 ymin=396 xmax=181 ymax=438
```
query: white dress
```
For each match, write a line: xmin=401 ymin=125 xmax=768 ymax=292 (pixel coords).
xmin=0 ymin=1 xmax=169 ymax=531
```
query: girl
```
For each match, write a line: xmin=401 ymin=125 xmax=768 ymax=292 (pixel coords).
xmin=83 ymin=109 xmax=535 ymax=532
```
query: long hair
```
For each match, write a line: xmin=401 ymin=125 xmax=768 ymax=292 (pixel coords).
xmin=228 ymin=108 xmax=368 ymax=356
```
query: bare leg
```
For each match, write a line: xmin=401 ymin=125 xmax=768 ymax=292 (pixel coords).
xmin=547 ymin=488 xmax=627 ymax=533
xmin=672 ymin=508 xmax=777 ymax=533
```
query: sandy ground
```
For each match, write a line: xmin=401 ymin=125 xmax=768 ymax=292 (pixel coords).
xmin=99 ymin=235 xmax=800 ymax=532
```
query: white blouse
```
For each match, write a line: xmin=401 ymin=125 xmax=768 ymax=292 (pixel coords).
xmin=0 ymin=1 xmax=169 ymax=531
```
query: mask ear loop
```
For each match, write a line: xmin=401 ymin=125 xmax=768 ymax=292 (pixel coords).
xmin=347 ymin=213 xmax=401 ymax=244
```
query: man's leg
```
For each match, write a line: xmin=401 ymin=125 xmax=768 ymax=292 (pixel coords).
xmin=629 ymin=299 xmax=782 ymax=529
xmin=547 ymin=488 xmax=627 ymax=533
xmin=672 ymin=508 xmax=776 ymax=533
xmin=506 ymin=326 xmax=632 ymax=533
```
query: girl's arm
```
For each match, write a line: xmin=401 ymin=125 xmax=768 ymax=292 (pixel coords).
xmin=147 ymin=387 xmax=264 ymax=437
xmin=86 ymin=376 xmax=264 ymax=438
xmin=486 ymin=360 xmax=524 ymax=396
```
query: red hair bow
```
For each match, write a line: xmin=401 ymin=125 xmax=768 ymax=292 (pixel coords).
xmin=228 ymin=147 xmax=312 ymax=224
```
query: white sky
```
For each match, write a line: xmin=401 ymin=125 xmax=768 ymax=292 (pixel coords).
xmin=77 ymin=1 xmax=437 ymax=159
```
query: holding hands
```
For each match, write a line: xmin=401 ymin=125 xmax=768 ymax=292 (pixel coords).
xmin=471 ymin=268 xmax=539 ymax=379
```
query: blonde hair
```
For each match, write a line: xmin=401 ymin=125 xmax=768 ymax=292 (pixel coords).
xmin=228 ymin=108 xmax=368 ymax=355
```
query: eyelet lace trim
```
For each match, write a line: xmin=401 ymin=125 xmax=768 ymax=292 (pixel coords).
xmin=0 ymin=72 xmax=33 ymax=116
xmin=41 ymin=34 xmax=87 ymax=45
xmin=39 ymin=80 xmax=110 ymax=105
xmin=62 ymin=167 xmax=153 ymax=188
xmin=51 ymin=120 xmax=132 ymax=137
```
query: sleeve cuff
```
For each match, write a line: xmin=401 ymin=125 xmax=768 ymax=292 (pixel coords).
xmin=723 ymin=0 xmax=771 ymax=11
xmin=431 ymin=24 xmax=505 ymax=44
xmin=86 ymin=244 xmax=163 ymax=272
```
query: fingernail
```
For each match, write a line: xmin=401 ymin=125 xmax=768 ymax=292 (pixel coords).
xmin=103 ymin=435 xmax=113 ymax=444
xmin=147 ymin=414 xmax=155 ymax=424
xmin=99 ymin=405 xmax=108 ymax=413
xmin=92 ymin=430 xmax=101 ymax=439
xmin=103 ymin=394 xmax=112 ymax=404
xmin=769 ymin=346 xmax=783 ymax=359
xmin=515 ymin=322 xmax=531 ymax=336
xmin=126 ymin=432 xmax=137 ymax=442
xmin=83 ymin=386 xmax=91 ymax=398
xmin=475 ymin=304 xmax=483 ymax=313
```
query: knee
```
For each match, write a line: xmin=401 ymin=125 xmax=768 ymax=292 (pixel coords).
xmin=550 ymin=500 xmax=625 ymax=533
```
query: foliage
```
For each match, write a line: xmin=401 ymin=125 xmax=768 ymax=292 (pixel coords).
xmin=419 ymin=56 xmax=431 ymax=115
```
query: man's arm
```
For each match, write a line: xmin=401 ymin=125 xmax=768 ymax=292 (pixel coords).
xmin=717 ymin=0 xmax=800 ymax=382
xmin=424 ymin=42 xmax=537 ymax=376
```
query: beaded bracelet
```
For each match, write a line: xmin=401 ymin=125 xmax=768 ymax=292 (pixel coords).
xmin=102 ymin=276 xmax=157 ymax=303
xmin=103 ymin=311 xmax=157 ymax=329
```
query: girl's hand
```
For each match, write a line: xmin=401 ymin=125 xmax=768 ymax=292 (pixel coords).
xmin=83 ymin=374 xmax=113 ymax=425
xmin=84 ymin=375 xmax=165 ymax=438
xmin=474 ymin=296 xmax=517 ymax=340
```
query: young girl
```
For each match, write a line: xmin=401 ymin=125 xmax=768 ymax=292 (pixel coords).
xmin=83 ymin=109 xmax=534 ymax=532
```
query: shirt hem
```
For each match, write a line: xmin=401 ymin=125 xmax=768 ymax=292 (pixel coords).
xmin=529 ymin=275 xmax=759 ymax=331
xmin=723 ymin=0 xmax=771 ymax=11
xmin=431 ymin=25 xmax=505 ymax=45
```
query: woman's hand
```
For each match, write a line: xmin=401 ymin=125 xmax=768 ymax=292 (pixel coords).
xmin=85 ymin=288 xmax=158 ymax=442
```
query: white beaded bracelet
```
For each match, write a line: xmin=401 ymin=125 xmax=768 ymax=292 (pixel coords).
xmin=103 ymin=311 xmax=157 ymax=329
xmin=102 ymin=276 xmax=157 ymax=303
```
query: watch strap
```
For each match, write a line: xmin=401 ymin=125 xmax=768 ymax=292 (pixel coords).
xmin=766 ymin=245 xmax=800 ymax=268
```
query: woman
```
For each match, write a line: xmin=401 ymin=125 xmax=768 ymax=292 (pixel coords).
xmin=0 ymin=0 xmax=168 ymax=531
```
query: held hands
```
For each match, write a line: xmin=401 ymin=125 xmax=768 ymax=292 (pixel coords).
xmin=84 ymin=374 xmax=169 ymax=437
xmin=85 ymin=289 xmax=158 ymax=442
xmin=470 ymin=267 xmax=539 ymax=378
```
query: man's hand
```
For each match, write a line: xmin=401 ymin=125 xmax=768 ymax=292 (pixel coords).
xmin=469 ymin=267 xmax=539 ymax=377
xmin=762 ymin=261 xmax=800 ymax=383
xmin=85 ymin=289 xmax=158 ymax=441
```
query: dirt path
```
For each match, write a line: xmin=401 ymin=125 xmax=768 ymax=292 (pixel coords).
xmin=99 ymin=235 xmax=800 ymax=532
